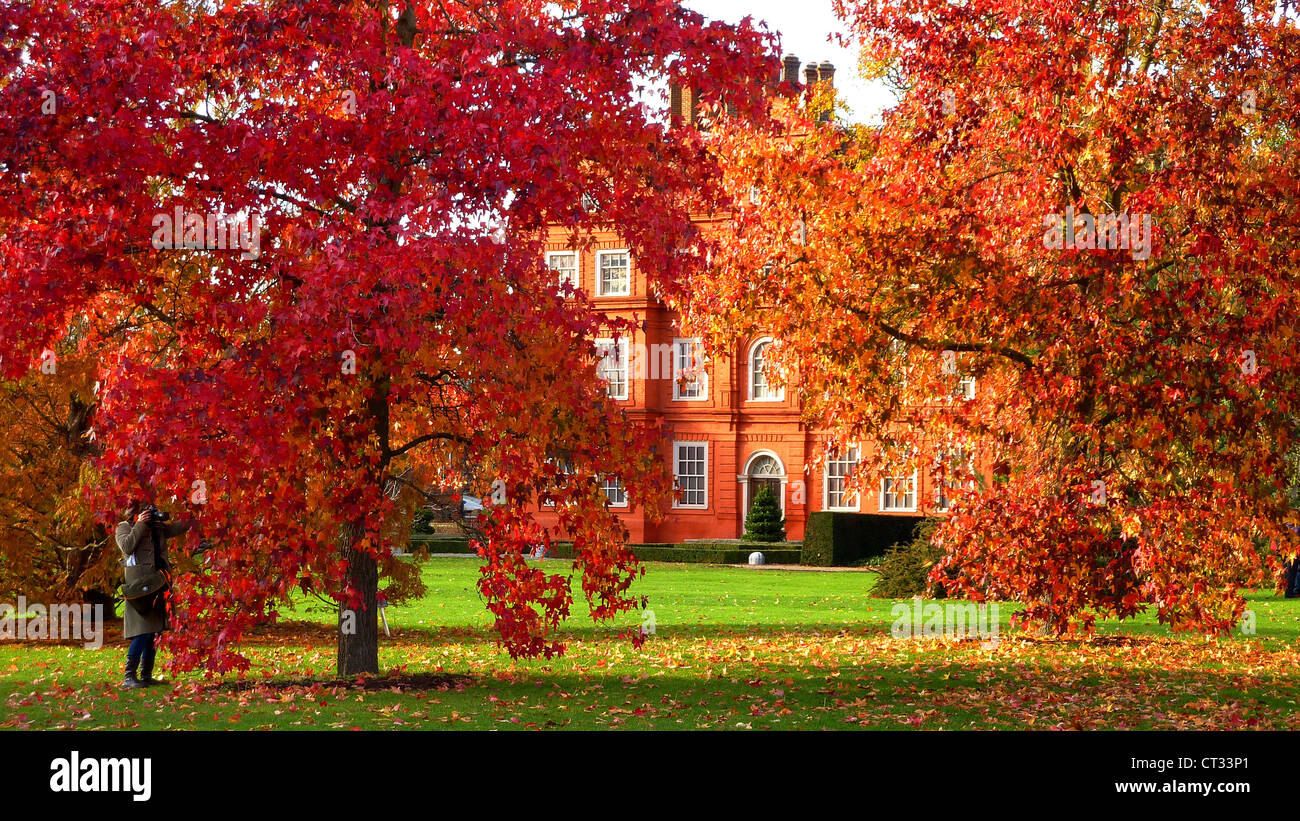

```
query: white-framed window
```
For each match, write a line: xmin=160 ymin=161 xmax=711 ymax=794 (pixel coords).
xmin=541 ymin=456 xmax=574 ymax=508
xmin=824 ymin=446 xmax=860 ymax=511
xmin=934 ymin=446 xmax=975 ymax=512
xmin=935 ymin=486 xmax=951 ymax=512
xmin=594 ymin=338 xmax=629 ymax=400
xmin=673 ymin=441 xmax=708 ymax=508
xmin=889 ymin=338 xmax=910 ymax=390
xmin=956 ymin=374 xmax=976 ymax=400
xmin=940 ymin=349 xmax=975 ymax=400
xmin=880 ymin=470 xmax=918 ymax=512
xmin=748 ymin=338 xmax=783 ymax=401
xmin=546 ymin=251 xmax=579 ymax=290
xmin=596 ymin=249 xmax=630 ymax=296
xmin=672 ymin=337 xmax=707 ymax=401
xmin=602 ymin=476 xmax=628 ymax=507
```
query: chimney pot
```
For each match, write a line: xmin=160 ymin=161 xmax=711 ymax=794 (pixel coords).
xmin=803 ymin=62 xmax=819 ymax=89
xmin=782 ymin=54 xmax=801 ymax=88
xmin=818 ymin=61 xmax=836 ymax=86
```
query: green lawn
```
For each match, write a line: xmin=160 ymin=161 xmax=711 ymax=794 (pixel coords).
xmin=3 ymin=558 xmax=1299 ymax=729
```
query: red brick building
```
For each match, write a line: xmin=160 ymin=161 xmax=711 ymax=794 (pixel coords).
xmin=536 ymin=60 xmax=967 ymax=543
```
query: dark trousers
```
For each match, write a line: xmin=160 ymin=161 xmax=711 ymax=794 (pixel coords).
xmin=126 ymin=633 xmax=157 ymax=674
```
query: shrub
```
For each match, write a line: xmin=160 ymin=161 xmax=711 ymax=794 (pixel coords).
xmin=802 ymin=511 xmax=925 ymax=566
xmin=412 ymin=506 xmax=436 ymax=534
xmin=870 ymin=518 xmax=947 ymax=598
xmin=742 ymin=486 xmax=786 ymax=542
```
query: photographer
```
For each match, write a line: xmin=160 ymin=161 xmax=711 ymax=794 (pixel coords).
xmin=1285 ymin=524 xmax=1300 ymax=600
xmin=115 ymin=499 xmax=193 ymax=689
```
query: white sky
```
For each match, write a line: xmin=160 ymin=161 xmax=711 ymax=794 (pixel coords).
xmin=683 ymin=0 xmax=894 ymax=123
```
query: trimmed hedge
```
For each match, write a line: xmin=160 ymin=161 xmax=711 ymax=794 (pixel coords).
xmin=408 ymin=535 xmax=802 ymax=564
xmin=408 ymin=534 xmax=474 ymax=554
xmin=801 ymin=511 xmax=925 ymax=566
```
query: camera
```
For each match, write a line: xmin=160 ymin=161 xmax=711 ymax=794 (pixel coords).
xmin=142 ymin=504 xmax=170 ymax=523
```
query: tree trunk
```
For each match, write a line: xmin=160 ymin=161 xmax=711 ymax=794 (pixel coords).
xmin=337 ymin=533 xmax=379 ymax=676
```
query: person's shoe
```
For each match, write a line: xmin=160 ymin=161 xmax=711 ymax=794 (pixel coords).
xmin=139 ymin=660 xmax=165 ymax=687
xmin=121 ymin=671 xmax=145 ymax=689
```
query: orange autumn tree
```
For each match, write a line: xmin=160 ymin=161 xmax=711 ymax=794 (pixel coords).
xmin=689 ymin=0 xmax=1300 ymax=633
xmin=0 ymin=340 xmax=111 ymax=604
xmin=1 ymin=0 xmax=774 ymax=675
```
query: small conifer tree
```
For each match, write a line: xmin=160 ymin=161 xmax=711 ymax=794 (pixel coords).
xmin=743 ymin=486 xmax=785 ymax=543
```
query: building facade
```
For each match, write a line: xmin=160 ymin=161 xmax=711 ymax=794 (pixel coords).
xmin=537 ymin=232 xmax=966 ymax=543
xmin=534 ymin=60 xmax=967 ymax=543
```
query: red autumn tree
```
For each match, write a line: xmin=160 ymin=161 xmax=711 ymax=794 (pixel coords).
xmin=690 ymin=0 xmax=1300 ymax=634
xmin=0 ymin=0 xmax=775 ymax=674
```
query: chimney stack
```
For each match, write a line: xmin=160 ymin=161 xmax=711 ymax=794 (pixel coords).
xmin=815 ymin=61 xmax=836 ymax=122
xmin=673 ymin=58 xmax=836 ymax=125
xmin=818 ymin=61 xmax=836 ymax=88
xmin=782 ymin=54 xmax=801 ymax=90
xmin=669 ymin=80 xmax=697 ymax=127
xmin=803 ymin=62 xmax=820 ymax=90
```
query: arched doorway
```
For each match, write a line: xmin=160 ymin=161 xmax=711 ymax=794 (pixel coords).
xmin=741 ymin=452 xmax=785 ymax=524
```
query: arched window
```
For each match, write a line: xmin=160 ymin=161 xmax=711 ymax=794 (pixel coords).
xmin=749 ymin=338 xmax=783 ymax=400
xmin=748 ymin=454 xmax=782 ymax=476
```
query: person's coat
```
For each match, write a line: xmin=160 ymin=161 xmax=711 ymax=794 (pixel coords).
xmin=116 ymin=518 xmax=185 ymax=639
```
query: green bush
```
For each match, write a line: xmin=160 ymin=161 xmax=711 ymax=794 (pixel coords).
xmin=742 ymin=486 xmax=786 ymax=542
xmin=869 ymin=518 xmax=946 ymax=598
xmin=412 ymin=507 xmax=436 ymax=535
xmin=801 ymin=511 xmax=925 ymax=566
xmin=408 ymin=535 xmax=804 ymax=565
xmin=802 ymin=512 xmax=834 ymax=566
